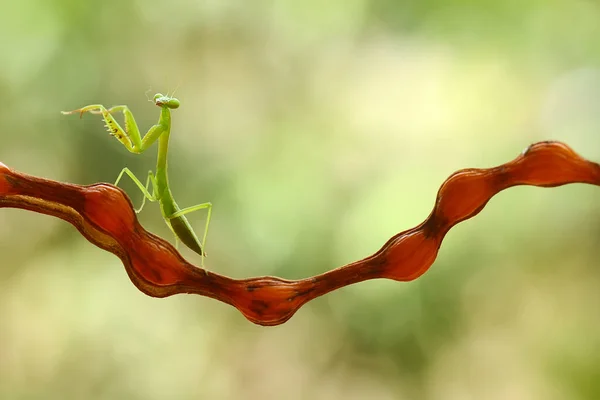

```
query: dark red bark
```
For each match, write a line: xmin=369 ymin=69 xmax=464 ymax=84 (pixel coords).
xmin=1 ymin=141 xmax=598 ymax=326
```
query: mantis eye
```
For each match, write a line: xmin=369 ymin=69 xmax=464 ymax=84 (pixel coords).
xmin=166 ymin=98 xmax=180 ymax=109
xmin=153 ymin=93 xmax=163 ymax=101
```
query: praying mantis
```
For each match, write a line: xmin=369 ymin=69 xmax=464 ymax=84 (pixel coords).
xmin=62 ymin=93 xmax=212 ymax=263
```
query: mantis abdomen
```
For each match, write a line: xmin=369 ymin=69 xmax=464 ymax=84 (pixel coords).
xmin=168 ymin=213 xmax=204 ymax=256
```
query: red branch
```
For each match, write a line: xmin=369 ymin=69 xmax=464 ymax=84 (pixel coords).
xmin=0 ymin=141 xmax=598 ymax=326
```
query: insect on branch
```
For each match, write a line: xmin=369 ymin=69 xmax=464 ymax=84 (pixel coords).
xmin=0 ymin=141 xmax=598 ymax=326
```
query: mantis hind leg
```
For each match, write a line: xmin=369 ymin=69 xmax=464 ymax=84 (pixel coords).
xmin=114 ymin=168 xmax=158 ymax=213
xmin=169 ymin=202 xmax=213 ymax=265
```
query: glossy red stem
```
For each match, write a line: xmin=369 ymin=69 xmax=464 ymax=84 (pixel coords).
xmin=0 ymin=141 xmax=598 ymax=326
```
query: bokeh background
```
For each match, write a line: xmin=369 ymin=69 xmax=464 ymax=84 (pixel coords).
xmin=1 ymin=0 xmax=600 ymax=399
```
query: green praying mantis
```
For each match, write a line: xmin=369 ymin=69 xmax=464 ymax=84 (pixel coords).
xmin=62 ymin=93 xmax=212 ymax=263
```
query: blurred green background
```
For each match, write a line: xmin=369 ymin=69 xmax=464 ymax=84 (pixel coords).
xmin=1 ymin=0 xmax=600 ymax=398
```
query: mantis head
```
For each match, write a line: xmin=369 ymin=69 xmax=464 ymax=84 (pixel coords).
xmin=153 ymin=93 xmax=180 ymax=109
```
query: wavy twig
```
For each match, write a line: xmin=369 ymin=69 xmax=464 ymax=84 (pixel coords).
xmin=0 ymin=141 xmax=598 ymax=326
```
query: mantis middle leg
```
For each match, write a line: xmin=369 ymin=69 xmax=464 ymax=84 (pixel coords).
xmin=114 ymin=168 xmax=158 ymax=213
